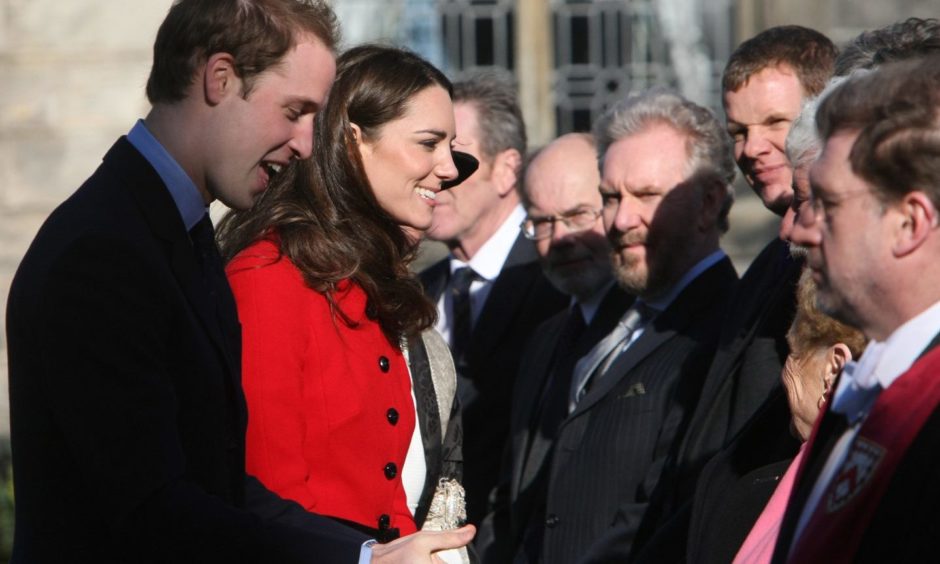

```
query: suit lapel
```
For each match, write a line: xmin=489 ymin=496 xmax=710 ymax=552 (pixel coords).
xmin=510 ymin=312 xmax=567 ymax=498
xmin=515 ymin=287 xmax=635 ymax=496
xmin=567 ymin=258 xmax=735 ymax=420
xmin=468 ymin=235 xmax=540 ymax=363
xmin=420 ymin=258 xmax=450 ymax=303
xmin=106 ymin=139 xmax=238 ymax=378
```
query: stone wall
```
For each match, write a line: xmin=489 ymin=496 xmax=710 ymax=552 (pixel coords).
xmin=0 ymin=1 xmax=173 ymax=436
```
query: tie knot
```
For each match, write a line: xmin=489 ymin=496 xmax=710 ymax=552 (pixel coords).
xmin=450 ymin=267 xmax=478 ymax=294
xmin=190 ymin=214 xmax=215 ymax=244
xmin=619 ymin=301 xmax=656 ymax=331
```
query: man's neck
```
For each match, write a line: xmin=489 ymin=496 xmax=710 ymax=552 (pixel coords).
xmin=448 ymin=199 xmax=519 ymax=262
xmin=145 ymin=105 xmax=211 ymax=205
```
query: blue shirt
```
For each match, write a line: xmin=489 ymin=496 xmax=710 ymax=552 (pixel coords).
xmin=126 ymin=119 xmax=206 ymax=230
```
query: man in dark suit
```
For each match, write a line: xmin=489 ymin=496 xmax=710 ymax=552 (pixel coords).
xmin=539 ymin=89 xmax=739 ymax=563
xmin=478 ymin=133 xmax=633 ymax=562
xmin=422 ymin=72 xmax=567 ymax=526
xmin=630 ymin=27 xmax=838 ymax=562
xmin=5 ymin=1 xmax=472 ymax=562
xmin=773 ymin=55 xmax=940 ymax=563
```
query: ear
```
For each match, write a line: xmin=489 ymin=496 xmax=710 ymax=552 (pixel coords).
xmin=204 ymin=53 xmax=240 ymax=105
xmin=491 ymin=148 xmax=522 ymax=198
xmin=698 ymin=176 xmax=726 ymax=231
xmin=893 ymin=191 xmax=938 ymax=257
xmin=828 ymin=342 xmax=852 ymax=379
xmin=349 ymin=123 xmax=369 ymax=156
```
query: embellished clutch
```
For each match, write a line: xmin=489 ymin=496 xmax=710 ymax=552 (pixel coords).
xmin=422 ymin=478 xmax=470 ymax=564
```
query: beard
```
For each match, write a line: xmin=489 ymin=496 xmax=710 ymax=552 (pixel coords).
xmin=610 ymin=211 xmax=700 ymax=298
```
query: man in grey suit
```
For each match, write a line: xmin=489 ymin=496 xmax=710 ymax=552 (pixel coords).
xmin=478 ymin=133 xmax=633 ymax=562
xmin=421 ymin=72 xmax=567 ymax=526
xmin=540 ymin=90 xmax=738 ymax=563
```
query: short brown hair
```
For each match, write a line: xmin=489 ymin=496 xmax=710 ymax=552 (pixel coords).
xmin=146 ymin=0 xmax=338 ymax=104
xmin=788 ymin=269 xmax=866 ymax=358
xmin=722 ymin=25 xmax=837 ymax=97
xmin=816 ymin=55 xmax=940 ymax=209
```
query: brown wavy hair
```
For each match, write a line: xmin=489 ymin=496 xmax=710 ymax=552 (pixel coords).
xmin=218 ymin=44 xmax=452 ymax=344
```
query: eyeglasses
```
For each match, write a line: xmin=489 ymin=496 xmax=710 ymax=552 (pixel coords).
xmin=521 ymin=208 xmax=602 ymax=240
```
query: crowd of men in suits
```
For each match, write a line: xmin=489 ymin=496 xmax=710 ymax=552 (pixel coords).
xmin=426 ymin=17 xmax=940 ymax=564
xmin=7 ymin=0 xmax=940 ymax=560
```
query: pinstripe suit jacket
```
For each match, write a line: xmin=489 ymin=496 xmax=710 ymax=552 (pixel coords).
xmin=541 ymin=257 xmax=737 ymax=564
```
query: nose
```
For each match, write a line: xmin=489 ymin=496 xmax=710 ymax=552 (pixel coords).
xmin=288 ymin=116 xmax=314 ymax=160
xmin=742 ymin=129 xmax=769 ymax=159
xmin=610 ymin=199 xmax=641 ymax=235
xmin=790 ymin=199 xmax=821 ymax=249
xmin=436 ymin=149 xmax=459 ymax=183
xmin=550 ymin=218 xmax=575 ymax=244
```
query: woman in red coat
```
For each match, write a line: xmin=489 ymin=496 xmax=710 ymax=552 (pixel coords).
xmin=218 ymin=45 xmax=476 ymax=551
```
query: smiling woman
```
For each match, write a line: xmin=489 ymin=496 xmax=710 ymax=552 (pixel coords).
xmin=216 ymin=45 xmax=475 ymax=556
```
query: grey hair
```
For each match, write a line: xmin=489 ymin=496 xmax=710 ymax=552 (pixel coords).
xmin=593 ymin=88 xmax=736 ymax=232
xmin=835 ymin=18 xmax=940 ymax=76
xmin=453 ymin=70 xmax=527 ymax=162
xmin=786 ymin=73 xmax=866 ymax=171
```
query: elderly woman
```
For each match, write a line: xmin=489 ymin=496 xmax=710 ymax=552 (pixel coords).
xmin=732 ymin=270 xmax=867 ymax=563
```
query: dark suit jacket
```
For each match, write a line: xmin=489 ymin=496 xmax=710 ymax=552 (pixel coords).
xmin=772 ymin=333 xmax=940 ymax=564
xmin=541 ymin=257 xmax=738 ymax=564
xmin=631 ymin=238 xmax=802 ymax=562
xmin=420 ymin=235 xmax=568 ymax=526
xmin=480 ymin=286 xmax=634 ymax=563
xmin=6 ymin=138 xmax=365 ymax=563
xmin=685 ymin=391 xmax=796 ymax=564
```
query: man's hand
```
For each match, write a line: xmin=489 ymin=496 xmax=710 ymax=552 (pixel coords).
xmin=370 ymin=525 xmax=475 ymax=563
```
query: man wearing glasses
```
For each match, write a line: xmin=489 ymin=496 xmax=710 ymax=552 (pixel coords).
xmin=478 ymin=133 xmax=633 ymax=563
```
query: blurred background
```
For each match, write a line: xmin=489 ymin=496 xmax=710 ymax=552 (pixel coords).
xmin=1 ymin=0 xmax=939 ymax=558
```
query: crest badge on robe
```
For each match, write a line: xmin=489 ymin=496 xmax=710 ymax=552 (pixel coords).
xmin=826 ymin=437 xmax=886 ymax=512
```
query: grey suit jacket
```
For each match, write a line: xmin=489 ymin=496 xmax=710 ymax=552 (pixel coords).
xmin=541 ymin=257 xmax=737 ymax=564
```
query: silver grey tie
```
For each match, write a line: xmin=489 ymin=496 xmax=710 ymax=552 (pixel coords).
xmin=568 ymin=302 xmax=653 ymax=412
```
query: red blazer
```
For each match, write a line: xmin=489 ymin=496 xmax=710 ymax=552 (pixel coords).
xmin=227 ymin=238 xmax=418 ymax=536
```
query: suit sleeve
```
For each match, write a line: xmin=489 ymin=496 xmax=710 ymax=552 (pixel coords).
xmin=227 ymin=256 xmax=323 ymax=511
xmin=41 ymin=234 xmax=361 ymax=562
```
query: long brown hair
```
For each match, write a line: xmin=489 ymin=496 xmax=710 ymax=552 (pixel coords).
xmin=219 ymin=44 xmax=452 ymax=344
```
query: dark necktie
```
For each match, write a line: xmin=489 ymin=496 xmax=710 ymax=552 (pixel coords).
xmin=449 ymin=266 xmax=478 ymax=371
xmin=189 ymin=214 xmax=238 ymax=339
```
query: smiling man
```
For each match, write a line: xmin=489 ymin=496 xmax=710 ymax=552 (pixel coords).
xmin=773 ymin=55 xmax=940 ymax=563
xmin=4 ymin=1 xmax=473 ymax=562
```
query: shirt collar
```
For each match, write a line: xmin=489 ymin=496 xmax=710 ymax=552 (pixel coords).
xmin=127 ymin=119 xmax=206 ymax=231
xmin=645 ymin=249 xmax=727 ymax=312
xmin=449 ymin=204 xmax=528 ymax=281
xmin=837 ymin=299 xmax=940 ymax=397
xmin=575 ymin=280 xmax=616 ymax=325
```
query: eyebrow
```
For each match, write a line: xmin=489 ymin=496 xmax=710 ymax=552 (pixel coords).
xmin=285 ymin=96 xmax=321 ymax=114
xmin=413 ymin=129 xmax=449 ymax=138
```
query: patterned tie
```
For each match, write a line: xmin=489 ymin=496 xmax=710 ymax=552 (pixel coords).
xmin=449 ymin=266 xmax=478 ymax=371
xmin=569 ymin=301 xmax=654 ymax=411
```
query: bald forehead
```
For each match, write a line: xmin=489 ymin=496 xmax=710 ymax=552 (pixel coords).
xmin=525 ymin=134 xmax=600 ymax=208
